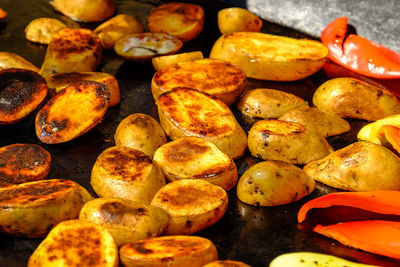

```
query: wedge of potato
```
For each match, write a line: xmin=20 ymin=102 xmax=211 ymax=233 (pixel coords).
xmin=151 ymin=58 xmax=246 ymax=105
xmin=35 ymin=81 xmax=110 ymax=144
xmin=151 ymin=51 xmax=203 ymax=71
xmin=147 ymin=2 xmax=205 ymax=42
xmin=204 ymin=260 xmax=251 ymax=267
xmin=248 ymin=120 xmax=333 ymax=164
xmin=218 ymin=7 xmax=262 ymax=34
xmin=0 ymin=52 xmax=40 ymax=73
xmin=210 ymin=32 xmax=328 ymax=81
xmin=25 ymin=17 xmax=67 ymax=44
xmin=153 ymin=137 xmax=238 ymax=191
xmin=50 ymin=0 xmax=115 ymax=22
xmin=313 ymin=77 xmax=400 ymax=121
xmin=120 ymin=235 xmax=218 ymax=267
xmin=28 ymin=219 xmax=118 ymax=267
xmin=157 ymin=87 xmax=247 ymax=159
xmin=91 ymin=146 xmax=166 ymax=204
xmin=0 ymin=179 xmax=92 ymax=237
xmin=357 ymin=114 xmax=400 ymax=144
xmin=304 ymin=141 xmax=400 ymax=191
xmin=151 ymin=179 xmax=228 ymax=235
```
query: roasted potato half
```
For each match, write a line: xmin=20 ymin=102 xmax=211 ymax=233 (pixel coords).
xmin=79 ymin=198 xmax=169 ymax=246
xmin=147 ymin=2 xmax=205 ymax=42
xmin=304 ymin=141 xmax=400 ymax=191
xmin=25 ymin=17 xmax=67 ymax=44
xmin=151 ymin=58 xmax=246 ymax=105
xmin=0 ymin=143 xmax=51 ymax=186
xmin=91 ymin=146 xmax=166 ymax=204
xmin=0 ymin=179 xmax=92 ymax=237
xmin=120 ymin=235 xmax=218 ymax=267
xmin=151 ymin=51 xmax=203 ymax=71
xmin=210 ymin=32 xmax=328 ymax=81
xmin=157 ymin=87 xmax=248 ymax=159
xmin=218 ymin=7 xmax=262 ymax=34
xmin=50 ymin=0 xmax=115 ymax=22
xmin=248 ymin=120 xmax=333 ymax=164
xmin=28 ymin=219 xmax=118 ymax=267
xmin=204 ymin=260 xmax=251 ymax=267
xmin=151 ymin=179 xmax=228 ymax=235
xmin=153 ymin=137 xmax=238 ymax=191
xmin=114 ymin=113 xmax=167 ymax=157
xmin=0 ymin=52 xmax=40 ymax=73
xmin=313 ymin=77 xmax=400 ymax=121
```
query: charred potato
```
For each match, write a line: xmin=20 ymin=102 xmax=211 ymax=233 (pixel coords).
xmin=50 ymin=0 xmax=115 ymax=22
xmin=151 ymin=51 xmax=203 ymax=71
xmin=0 ymin=52 xmax=40 ymax=73
xmin=218 ymin=7 xmax=262 ymax=34
xmin=204 ymin=260 xmax=251 ymax=267
xmin=25 ymin=17 xmax=67 ymax=44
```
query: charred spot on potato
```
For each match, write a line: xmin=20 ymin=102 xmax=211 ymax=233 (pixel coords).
xmin=185 ymin=220 xmax=192 ymax=227
xmin=133 ymin=242 xmax=154 ymax=254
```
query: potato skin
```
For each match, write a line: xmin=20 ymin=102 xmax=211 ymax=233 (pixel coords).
xmin=0 ymin=52 xmax=40 ymax=73
xmin=50 ymin=0 xmax=115 ymax=22
xmin=218 ymin=7 xmax=262 ymax=34
xmin=151 ymin=51 xmax=204 ymax=71
xmin=25 ymin=17 xmax=67 ymax=44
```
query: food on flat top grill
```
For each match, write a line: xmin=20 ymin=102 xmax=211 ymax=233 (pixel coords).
xmin=24 ymin=17 xmax=67 ymax=45
xmin=0 ymin=52 xmax=40 ymax=73
xmin=217 ymin=7 xmax=262 ymax=34
xmin=151 ymin=51 xmax=203 ymax=71
xmin=0 ymin=8 xmax=6 ymax=19
xmin=50 ymin=0 xmax=115 ymax=22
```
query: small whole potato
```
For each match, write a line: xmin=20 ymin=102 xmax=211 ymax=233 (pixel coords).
xmin=218 ymin=7 xmax=262 ymax=34
xmin=25 ymin=17 xmax=67 ymax=44
xmin=50 ymin=0 xmax=115 ymax=22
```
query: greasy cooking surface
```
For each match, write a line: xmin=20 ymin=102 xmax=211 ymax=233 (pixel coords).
xmin=0 ymin=0 xmax=400 ymax=266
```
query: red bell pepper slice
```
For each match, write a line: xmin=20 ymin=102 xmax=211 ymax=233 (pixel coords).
xmin=380 ymin=125 xmax=400 ymax=154
xmin=314 ymin=220 xmax=400 ymax=259
xmin=321 ymin=17 xmax=400 ymax=79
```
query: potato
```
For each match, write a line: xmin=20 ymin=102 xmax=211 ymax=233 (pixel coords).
xmin=120 ymin=235 xmax=218 ymax=267
xmin=0 ymin=52 xmax=40 ymax=73
xmin=0 ymin=8 xmax=6 ymax=19
xmin=153 ymin=137 xmax=238 ymax=191
xmin=151 ymin=51 xmax=203 ymax=71
xmin=91 ymin=146 xmax=166 ymax=204
xmin=0 ymin=179 xmax=92 ymax=237
xmin=50 ymin=0 xmax=115 ymax=22
xmin=237 ymin=160 xmax=315 ymax=206
xmin=210 ymin=32 xmax=328 ymax=81
xmin=79 ymin=198 xmax=169 ymax=246
xmin=28 ymin=219 xmax=118 ymax=267
xmin=157 ymin=87 xmax=247 ymax=159
xmin=147 ymin=2 xmax=205 ymax=42
xmin=313 ymin=77 xmax=400 ymax=121
xmin=151 ymin=179 xmax=228 ymax=235
xmin=35 ymin=81 xmax=110 ymax=144
xmin=114 ymin=113 xmax=167 ymax=157
xmin=151 ymin=58 xmax=246 ymax=105
xmin=357 ymin=114 xmax=400 ymax=144
xmin=94 ymin=14 xmax=145 ymax=49
xmin=40 ymin=28 xmax=102 ymax=78
xmin=248 ymin=120 xmax=333 ymax=164
xmin=204 ymin=260 xmax=251 ymax=267
xmin=304 ymin=141 xmax=400 ymax=191
xmin=0 ymin=143 xmax=51 ymax=186
xmin=278 ymin=106 xmax=350 ymax=137
xmin=237 ymin=88 xmax=308 ymax=119
xmin=0 ymin=68 xmax=47 ymax=124
xmin=218 ymin=7 xmax=262 ymax=34
xmin=25 ymin=17 xmax=67 ymax=44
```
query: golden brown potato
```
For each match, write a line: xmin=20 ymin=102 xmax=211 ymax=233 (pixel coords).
xmin=147 ymin=2 xmax=205 ymax=42
xmin=204 ymin=260 xmax=251 ymax=267
xmin=35 ymin=81 xmax=110 ymax=144
xmin=151 ymin=58 xmax=246 ymax=105
xmin=157 ymin=87 xmax=247 ymax=160
xmin=79 ymin=198 xmax=169 ymax=246
xmin=0 ymin=143 xmax=51 ymax=187
xmin=0 ymin=179 xmax=92 ymax=237
xmin=237 ymin=88 xmax=308 ymax=119
xmin=237 ymin=160 xmax=315 ymax=206
xmin=0 ymin=8 xmax=7 ymax=19
xmin=0 ymin=68 xmax=47 ymax=124
xmin=153 ymin=137 xmax=238 ymax=191
xmin=218 ymin=7 xmax=262 ymax=34
xmin=313 ymin=77 xmax=400 ymax=121
xmin=304 ymin=141 xmax=400 ymax=191
xmin=0 ymin=52 xmax=40 ymax=73
xmin=50 ymin=0 xmax=115 ymax=22
xmin=40 ymin=28 xmax=102 ymax=77
xmin=94 ymin=14 xmax=145 ymax=49
xmin=120 ymin=235 xmax=218 ymax=267
xmin=25 ymin=17 xmax=67 ymax=44
xmin=151 ymin=51 xmax=203 ymax=71
xmin=210 ymin=32 xmax=328 ymax=81
xmin=28 ymin=220 xmax=118 ymax=267
xmin=248 ymin=120 xmax=333 ymax=165
xmin=114 ymin=113 xmax=167 ymax=157
xmin=151 ymin=179 xmax=228 ymax=235
xmin=91 ymin=146 xmax=166 ymax=204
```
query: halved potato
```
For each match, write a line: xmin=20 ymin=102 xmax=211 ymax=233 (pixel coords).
xmin=0 ymin=68 xmax=47 ymax=124
xmin=153 ymin=137 xmax=238 ymax=191
xmin=91 ymin=146 xmax=166 ymax=204
xmin=120 ymin=235 xmax=218 ymax=267
xmin=151 ymin=58 xmax=246 ymax=105
xmin=147 ymin=2 xmax=205 ymax=42
xmin=210 ymin=32 xmax=328 ymax=81
xmin=157 ymin=87 xmax=247 ymax=159
xmin=218 ymin=7 xmax=262 ymax=34
xmin=0 ymin=179 xmax=92 ymax=237
xmin=35 ymin=81 xmax=110 ymax=144
xmin=0 ymin=52 xmax=40 ymax=73
xmin=28 ymin=220 xmax=118 ymax=267
xmin=357 ymin=114 xmax=400 ymax=145
xmin=248 ymin=120 xmax=333 ymax=164
xmin=25 ymin=17 xmax=67 ymax=44
xmin=151 ymin=51 xmax=203 ymax=71
xmin=151 ymin=179 xmax=228 ymax=235
xmin=50 ymin=0 xmax=115 ymax=22
xmin=204 ymin=260 xmax=251 ymax=267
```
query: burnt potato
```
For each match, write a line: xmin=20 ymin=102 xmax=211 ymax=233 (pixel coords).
xmin=50 ymin=0 xmax=115 ymax=22
xmin=0 ymin=52 xmax=40 ymax=73
xmin=218 ymin=7 xmax=262 ymax=34
xmin=25 ymin=17 xmax=67 ymax=44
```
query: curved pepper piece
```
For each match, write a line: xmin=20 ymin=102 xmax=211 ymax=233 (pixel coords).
xmin=321 ymin=17 xmax=400 ymax=79
xmin=380 ymin=125 xmax=400 ymax=153
xmin=314 ymin=220 xmax=400 ymax=259
xmin=298 ymin=191 xmax=400 ymax=223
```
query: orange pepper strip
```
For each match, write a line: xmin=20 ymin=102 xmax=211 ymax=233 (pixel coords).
xmin=298 ymin=191 xmax=400 ymax=223
xmin=380 ymin=125 xmax=400 ymax=154
xmin=314 ymin=220 xmax=400 ymax=259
